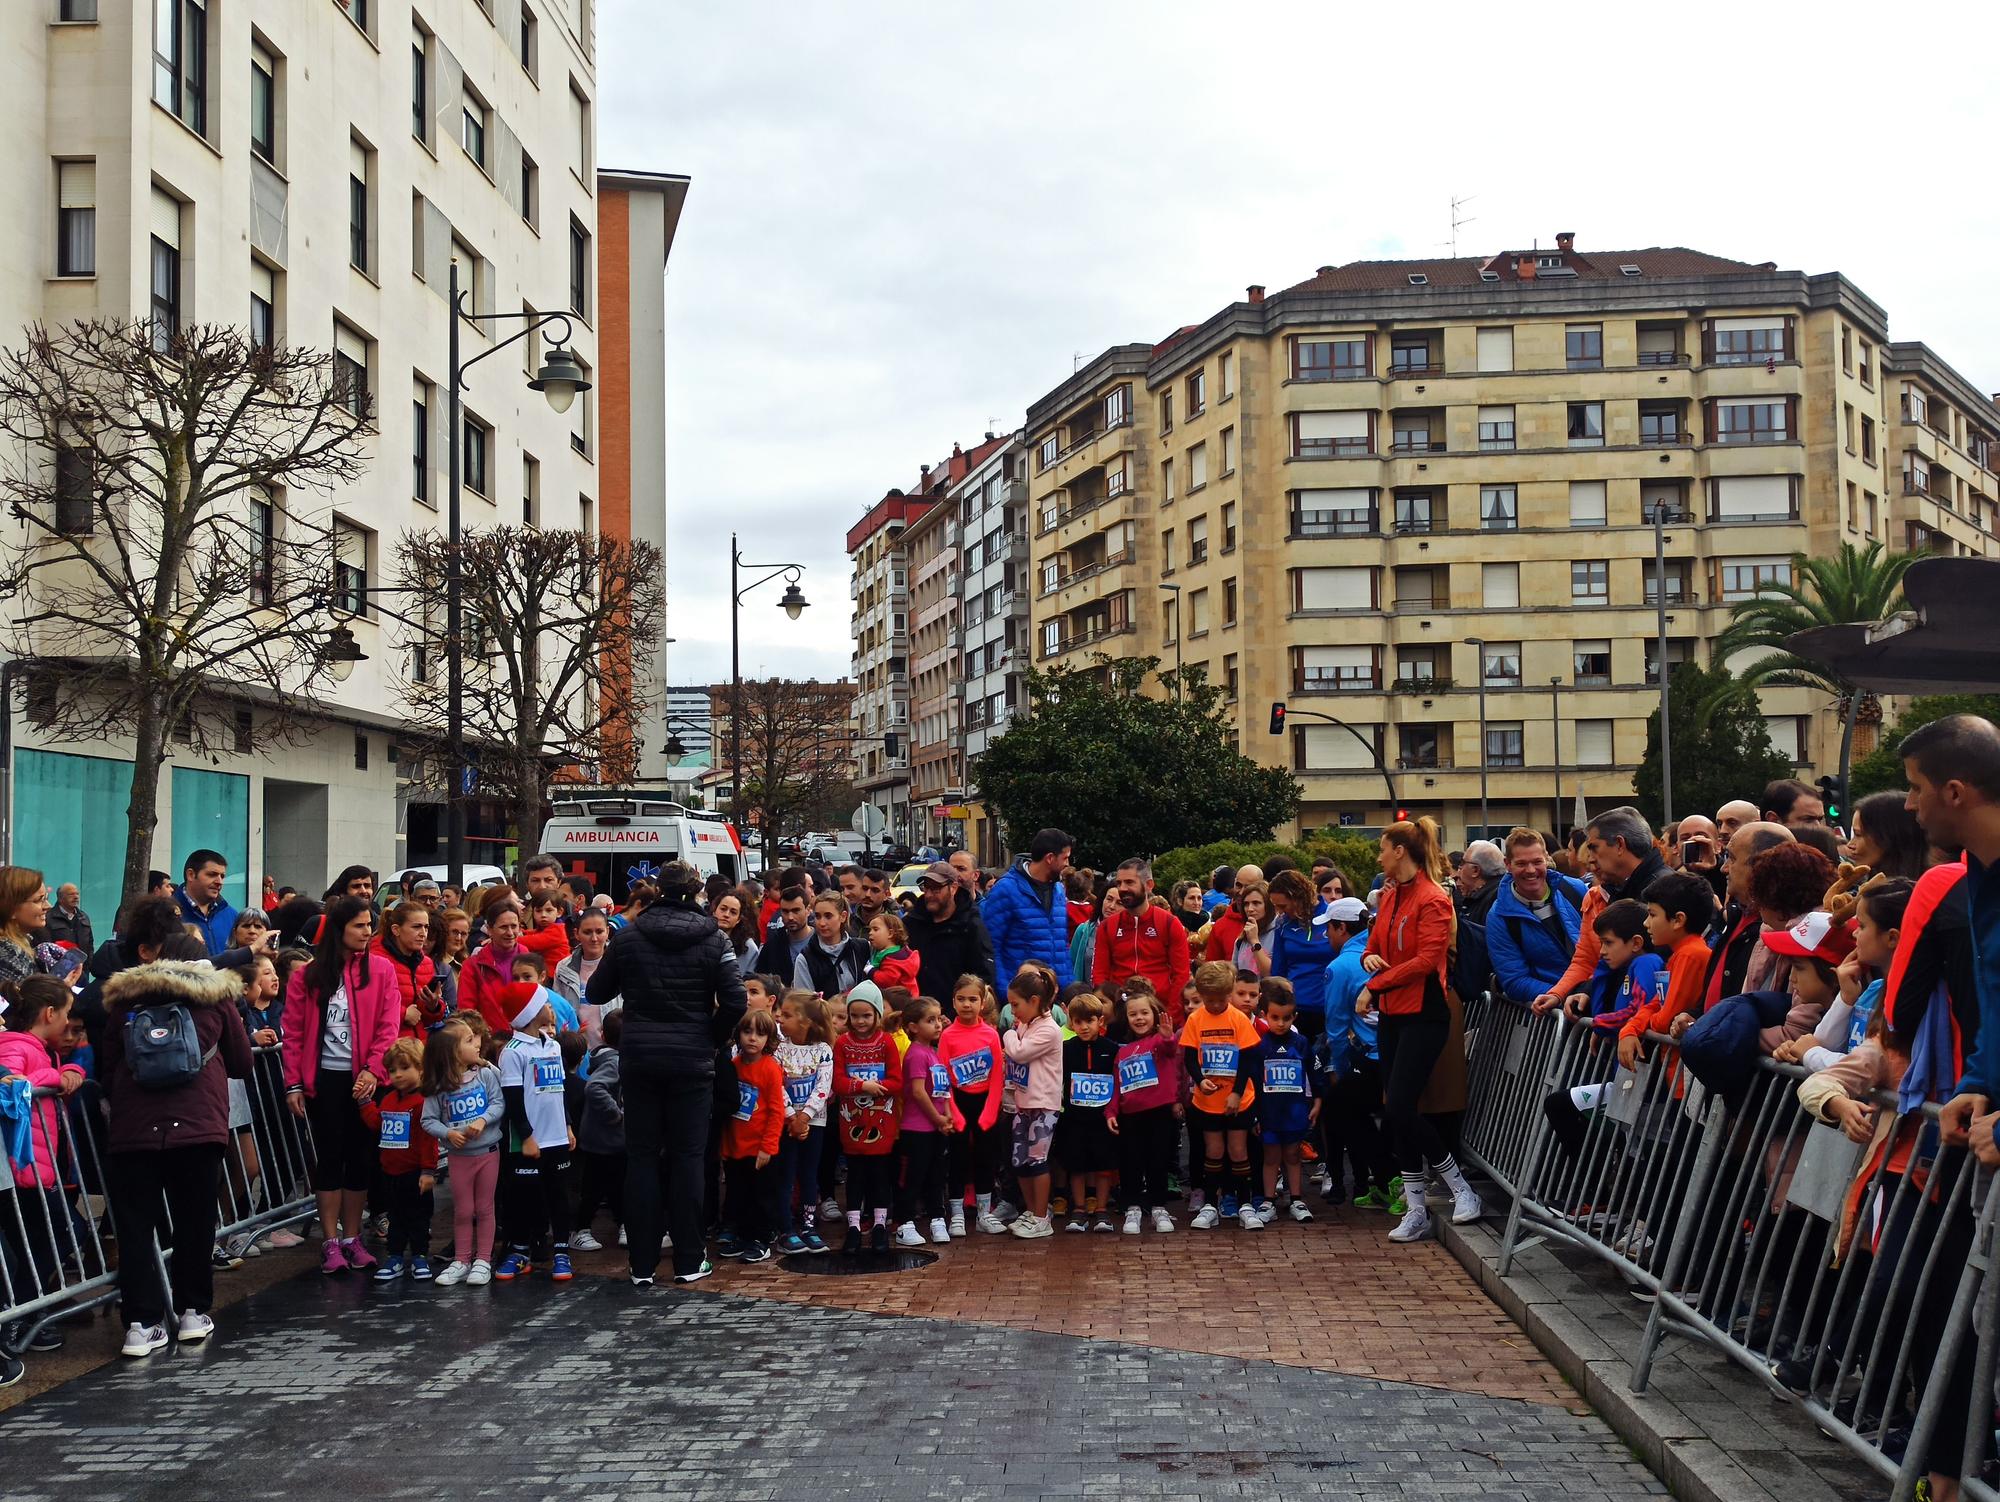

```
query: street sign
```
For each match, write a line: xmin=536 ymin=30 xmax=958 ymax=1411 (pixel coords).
xmin=1338 ymin=812 xmax=1360 ymax=827
xmin=459 ymin=766 xmax=476 ymax=796
xmin=850 ymin=803 xmax=885 ymax=838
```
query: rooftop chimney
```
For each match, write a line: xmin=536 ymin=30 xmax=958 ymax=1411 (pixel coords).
xmin=918 ymin=466 xmax=931 ymax=490
xmin=1555 ymin=231 xmax=1575 ymax=253
xmin=1316 ymin=265 xmax=1336 ymax=277
xmin=1247 ymin=284 xmax=1265 ymax=304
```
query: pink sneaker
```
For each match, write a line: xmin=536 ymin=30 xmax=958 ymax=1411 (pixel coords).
xmin=320 ymin=1239 xmax=349 ymax=1275
xmin=262 ymin=1228 xmax=305 ymax=1249
xmin=342 ymin=1238 xmax=377 ymax=1271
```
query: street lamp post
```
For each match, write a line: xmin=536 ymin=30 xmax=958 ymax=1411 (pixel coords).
xmin=440 ymin=259 xmax=590 ymax=890
xmin=1549 ymin=676 xmax=1563 ymax=838
xmin=1466 ymin=635 xmax=1488 ymax=839
xmin=729 ymin=533 xmax=808 ymax=851
xmin=1157 ymin=582 xmax=1183 ymax=697
xmin=1650 ymin=500 xmax=1679 ymax=827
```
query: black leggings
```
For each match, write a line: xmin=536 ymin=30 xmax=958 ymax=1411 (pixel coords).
xmin=1116 ymin=1106 xmax=1177 ymax=1210
xmin=1378 ymin=1012 xmax=1451 ymax=1177
xmin=948 ymin=1091 xmax=1004 ymax=1198
xmin=503 ymin=1148 xmax=572 ymax=1252
xmin=305 ymin=1073 xmax=373 ymax=1193
xmin=894 ymin=1132 xmax=947 ymax=1223
xmin=844 ymin=1153 xmax=895 ymax=1218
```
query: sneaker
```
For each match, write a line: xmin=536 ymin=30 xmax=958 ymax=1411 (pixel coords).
xmin=802 ymin=1231 xmax=829 ymax=1254
xmin=929 ymin=1218 xmax=951 ymax=1245
xmin=1251 ymin=1199 xmax=1276 ymax=1225
xmin=1238 ymin=1205 xmax=1263 ymax=1231
xmin=715 ymin=1231 xmax=746 ymax=1260
xmin=320 ymin=1239 xmax=349 ymax=1275
xmin=842 ymin=1225 xmax=863 ymax=1256
xmin=869 ymin=1222 xmax=890 ymax=1255
xmin=550 ymin=1252 xmax=574 ymax=1282
xmin=3 ymin=1320 xmax=62 ymax=1353
xmin=1385 ymin=1176 xmax=1408 ymax=1217
xmin=976 ymin=1210 xmax=1009 ymax=1234
xmin=948 ymin=1208 xmax=966 ymax=1239
xmin=223 ymin=1232 xmax=258 ymax=1261
xmin=1151 ymin=1207 xmax=1176 ymax=1234
xmin=1010 ymin=1212 xmax=1053 ymax=1240
xmin=1387 ymin=1205 xmax=1433 ymax=1243
xmin=1050 ymin=1193 xmax=1069 ymax=1216
xmin=0 ymin=1354 xmax=22 ymax=1388
xmin=1219 ymin=1193 xmax=1240 ymax=1218
xmin=740 ymin=1242 xmax=770 ymax=1264
xmin=1288 ymin=1198 xmax=1315 ymax=1224
xmin=372 ymin=1255 xmax=406 ymax=1282
xmin=1450 ymin=1186 xmax=1484 ymax=1225
xmin=494 ymin=1252 xmax=531 ymax=1282
xmin=211 ymin=1244 xmax=241 ymax=1272
xmin=672 ymin=1260 xmax=714 ymax=1285
xmin=616 ymin=1226 xmax=628 ymax=1248
xmin=895 ymin=1222 xmax=926 ymax=1249
xmin=991 ymin=1198 xmax=1019 ymax=1224
xmin=570 ymin=1229 xmax=603 ymax=1252
xmin=342 ymin=1239 xmax=378 ymax=1272
xmin=819 ymin=1198 xmax=841 ymax=1223
xmin=1092 ymin=1217 xmax=1117 ymax=1233
xmin=629 ymin=1274 xmax=655 ymax=1288
xmin=120 ymin=1322 xmax=168 ymax=1358
xmin=433 ymin=1260 xmax=469 ymax=1287
xmin=466 ymin=1259 xmax=493 ymax=1287
xmin=1353 ymin=1185 xmax=1393 ymax=1212
xmin=409 ymin=1255 xmax=434 ymax=1281
xmin=262 ymin=1227 xmax=306 ymax=1249
xmin=776 ymin=1233 xmax=808 ymax=1255
xmin=1064 ymin=1217 xmax=1087 ymax=1234
xmin=176 ymin=1309 xmax=214 ymax=1344
xmin=1122 ymin=1208 xmax=1143 ymax=1235
xmin=1191 ymin=1204 xmax=1220 ymax=1230
xmin=1610 ymin=1220 xmax=1654 ymax=1258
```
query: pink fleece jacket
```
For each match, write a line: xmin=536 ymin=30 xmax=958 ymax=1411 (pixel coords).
xmin=280 ymin=953 xmax=403 ymax=1096
xmin=0 ymin=1031 xmax=83 ymax=1188
xmin=937 ymin=1018 xmax=1003 ymax=1130
xmin=1001 ymin=1013 xmax=1063 ymax=1113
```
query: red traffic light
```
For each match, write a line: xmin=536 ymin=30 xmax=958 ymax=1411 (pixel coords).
xmin=1268 ymin=702 xmax=1287 ymax=735
xmin=1394 ymin=807 xmax=1410 ymax=823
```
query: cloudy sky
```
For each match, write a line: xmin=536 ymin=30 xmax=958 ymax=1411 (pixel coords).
xmin=599 ymin=0 xmax=2000 ymax=688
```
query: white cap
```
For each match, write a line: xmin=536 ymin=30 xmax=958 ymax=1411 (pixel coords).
xmin=1313 ymin=896 xmax=1369 ymax=926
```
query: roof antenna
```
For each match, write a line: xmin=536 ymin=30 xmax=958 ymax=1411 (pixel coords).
xmin=1449 ymin=194 xmax=1477 ymax=258
xmin=1073 ymin=351 xmax=1085 ymax=372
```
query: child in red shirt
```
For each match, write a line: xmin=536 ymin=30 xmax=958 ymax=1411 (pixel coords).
xmin=864 ymin=912 xmax=922 ymax=994
xmin=358 ymin=1037 xmax=439 ymax=1281
xmin=519 ymin=892 xmax=573 ymax=969
xmin=719 ymin=1011 xmax=785 ymax=1263
xmin=832 ymin=982 xmax=902 ymax=1254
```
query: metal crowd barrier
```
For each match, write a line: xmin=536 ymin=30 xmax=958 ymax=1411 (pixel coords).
xmin=1456 ymin=1002 xmax=1997 ymax=1499
xmin=0 ymin=1044 xmax=317 ymax=1357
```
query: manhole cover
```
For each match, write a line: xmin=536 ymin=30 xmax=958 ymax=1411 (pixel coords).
xmin=780 ymin=1248 xmax=938 ymax=1276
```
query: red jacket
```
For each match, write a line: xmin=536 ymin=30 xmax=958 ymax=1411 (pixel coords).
xmin=724 ymin=1053 xmax=786 ymax=1158
xmin=1363 ymin=873 xmax=1453 ymax=1017
xmin=372 ymin=933 xmax=443 ymax=1038
xmin=832 ymin=1030 xmax=902 ymax=1155
xmin=359 ymin=1085 xmax=439 ymax=1175
xmin=519 ymin=921 xmax=572 ymax=969
xmin=867 ymin=945 xmax=921 ymax=995
xmin=1204 ymin=907 xmax=1246 ymax=963
xmin=458 ymin=941 xmax=524 ymax=1039
xmin=1095 ymin=903 xmax=1192 ymax=1002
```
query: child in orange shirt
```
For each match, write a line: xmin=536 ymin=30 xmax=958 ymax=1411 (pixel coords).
xmin=1617 ymin=873 xmax=1716 ymax=1070
xmin=1179 ymin=960 xmax=1261 ymax=1228
xmin=719 ymin=1010 xmax=785 ymax=1264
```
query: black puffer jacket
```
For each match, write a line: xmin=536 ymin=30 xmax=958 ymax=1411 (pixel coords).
xmin=903 ymin=887 xmax=996 ymax=1002
xmin=588 ymin=897 xmax=745 ymax=1076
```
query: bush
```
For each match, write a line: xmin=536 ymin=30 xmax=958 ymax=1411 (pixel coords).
xmin=1152 ymin=835 xmax=1379 ymax=896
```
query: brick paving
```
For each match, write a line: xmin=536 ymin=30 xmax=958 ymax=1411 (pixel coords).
xmin=0 ymin=1276 xmax=1667 ymax=1500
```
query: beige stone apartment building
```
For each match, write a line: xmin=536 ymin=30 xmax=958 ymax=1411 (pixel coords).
xmin=1024 ymin=233 xmax=1999 ymax=844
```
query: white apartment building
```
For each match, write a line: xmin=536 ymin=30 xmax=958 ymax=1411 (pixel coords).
xmin=952 ymin=435 xmax=1029 ymax=863
xmin=2 ymin=0 xmax=681 ymax=919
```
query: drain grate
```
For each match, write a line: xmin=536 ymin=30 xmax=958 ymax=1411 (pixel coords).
xmin=779 ymin=1248 xmax=938 ymax=1277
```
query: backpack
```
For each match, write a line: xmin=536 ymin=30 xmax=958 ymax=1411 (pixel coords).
xmin=1678 ymin=989 xmax=1790 ymax=1104
xmin=123 ymin=1000 xmax=217 ymax=1090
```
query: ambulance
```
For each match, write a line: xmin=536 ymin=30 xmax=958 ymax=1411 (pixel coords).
xmin=538 ymin=795 xmax=745 ymax=902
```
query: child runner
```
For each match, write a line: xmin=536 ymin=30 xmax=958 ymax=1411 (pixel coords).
xmin=572 ymin=1010 xmax=625 ymax=1252
xmin=1056 ymin=994 xmax=1119 ymax=1231
xmin=358 ymin=1038 xmax=437 ymax=1280
xmin=718 ymin=1010 xmax=784 ymax=1264
xmin=1250 ymin=985 xmax=1321 ymax=1225
xmin=893 ymin=997 xmax=954 ymax=1247
xmin=939 ymin=975 xmax=1005 ymax=1236
xmin=773 ymin=990 xmax=833 ymax=1254
xmin=831 ymin=981 xmax=901 ymax=1253
xmin=495 ymin=986 xmax=576 ymax=1283
xmin=1001 ymin=966 xmax=1063 ymax=1239
xmin=421 ymin=1019 xmax=503 ymax=1286
xmin=1180 ymin=960 xmax=1261 ymax=1229
xmin=1107 ymin=984 xmax=1183 ymax=1233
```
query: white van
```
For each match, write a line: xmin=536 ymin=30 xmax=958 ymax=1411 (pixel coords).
xmin=539 ymin=796 xmax=745 ymax=902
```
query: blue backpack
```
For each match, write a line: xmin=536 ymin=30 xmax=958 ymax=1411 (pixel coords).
xmin=123 ymin=1000 xmax=216 ymax=1090
xmin=1678 ymin=989 xmax=1790 ymax=1103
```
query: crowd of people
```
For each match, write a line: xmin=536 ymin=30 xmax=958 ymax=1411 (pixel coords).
xmin=0 ymin=719 xmax=1995 ymax=1492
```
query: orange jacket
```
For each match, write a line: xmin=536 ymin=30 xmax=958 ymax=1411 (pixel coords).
xmin=1363 ymin=873 xmax=1453 ymax=1017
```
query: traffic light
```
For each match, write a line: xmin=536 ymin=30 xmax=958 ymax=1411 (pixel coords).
xmin=1268 ymin=702 xmax=1287 ymax=736
xmin=1394 ymin=807 xmax=1410 ymax=824
xmin=1817 ymin=774 xmax=1844 ymax=824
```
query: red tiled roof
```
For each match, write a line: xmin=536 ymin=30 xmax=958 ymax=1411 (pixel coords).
xmin=1282 ymin=246 xmax=1772 ymax=295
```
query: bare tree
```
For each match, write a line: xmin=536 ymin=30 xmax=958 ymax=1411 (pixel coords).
xmin=0 ymin=320 xmax=370 ymax=900
xmin=392 ymin=525 xmax=666 ymax=852
xmin=721 ymin=677 xmax=857 ymax=858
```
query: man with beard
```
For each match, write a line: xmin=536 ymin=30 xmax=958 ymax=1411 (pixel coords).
xmin=1093 ymin=858 xmax=1191 ymax=1002
xmin=903 ymin=862 xmax=996 ymax=1001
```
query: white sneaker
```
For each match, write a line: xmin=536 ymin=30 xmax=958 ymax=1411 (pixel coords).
xmin=616 ymin=1226 xmax=628 ymax=1247
xmin=433 ymin=1260 xmax=470 ymax=1287
xmin=976 ymin=1209 xmax=1009 ymax=1234
xmin=176 ymin=1309 xmax=214 ymax=1344
xmin=1450 ymin=1186 xmax=1484 ymax=1225
xmin=570 ymin=1229 xmax=603 ymax=1252
xmin=1288 ymin=1198 xmax=1315 ymax=1223
xmin=991 ymin=1199 xmax=1019 ymax=1224
xmin=1388 ymin=1205 xmax=1433 ymax=1243
xmin=1122 ymin=1207 xmax=1143 ymax=1235
xmin=894 ymin=1222 xmax=926 ymax=1249
xmin=465 ymin=1259 xmax=493 ymax=1286
xmin=1150 ymin=1207 xmax=1175 ymax=1234
xmin=121 ymin=1322 xmax=168 ymax=1358
xmin=948 ymin=1209 xmax=966 ymax=1239
xmin=1009 ymin=1212 xmax=1053 ymax=1240
xmin=819 ymin=1198 xmax=841 ymax=1223
xmin=1238 ymin=1205 xmax=1264 ymax=1231
xmin=1191 ymin=1204 xmax=1220 ymax=1230
xmin=928 ymin=1218 xmax=951 ymax=1245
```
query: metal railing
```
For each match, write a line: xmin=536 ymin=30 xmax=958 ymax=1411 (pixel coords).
xmin=1456 ymin=1002 xmax=1995 ymax=1499
xmin=0 ymin=1045 xmax=317 ymax=1355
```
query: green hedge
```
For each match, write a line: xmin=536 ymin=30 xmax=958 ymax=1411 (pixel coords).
xmin=1151 ymin=835 xmax=1380 ymax=896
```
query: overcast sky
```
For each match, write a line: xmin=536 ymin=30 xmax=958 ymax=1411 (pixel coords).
xmin=599 ymin=1 xmax=2000 ymax=689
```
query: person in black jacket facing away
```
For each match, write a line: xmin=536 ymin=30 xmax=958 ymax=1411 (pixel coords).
xmin=586 ymin=861 xmax=746 ymax=1286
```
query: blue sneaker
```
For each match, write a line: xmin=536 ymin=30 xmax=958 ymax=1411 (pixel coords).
xmin=1219 ymin=1194 xmax=1240 ymax=1218
xmin=371 ymin=1255 xmax=406 ymax=1283
xmin=714 ymin=1231 xmax=746 ymax=1260
xmin=550 ymin=1251 xmax=574 ymax=1282
xmin=494 ymin=1251 xmax=531 ymax=1282
xmin=408 ymin=1255 xmax=434 ymax=1281
xmin=802 ymin=1230 xmax=829 ymax=1254
xmin=776 ymin=1233 xmax=807 ymax=1256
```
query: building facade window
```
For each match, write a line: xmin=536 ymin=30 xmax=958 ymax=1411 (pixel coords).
xmin=333 ymin=321 xmax=370 ymax=419
xmin=461 ymin=87 xmax=487 ymax=169
xmin=1479 ymin=484 xmax=1517 ymax=531
xmin=1573 ymin=640 xmax=1611 ymax=685
xmin=250 ymin=43 xmax=277 ymax=162
xmin=412 ymin=33 xmax=428 ymax=142
xmin=412 ymin=381 xmax=431 ymax=505
xmin=1477 ymin=405 xmax=1514 ymax=451
xmin=56 ymin=161 xmax=95 ymax=276
xmin=1186 ymin=367 xmax=1205 ymax=418
xmin=568 ymin=217 xmax=591 ymax=317
xmin=249 ymin=260 xmax=275 ymax=349
xmin=333 ymin=519 xmax=370 ymax=615
xmin=1572 ymin=559 xmax=1608 ymax=605
xmin=1481 ymin=644 xmax=1521 ymax=688
xmin=462 ymin=413 xmax=490 ymax=496
xmin=1569 ymin=480 xmax=1607 ymax=526
xmin=523 ymin=453 xmax=539 ymax=526
xmin=149 ymin=189 xmax=181 ymax=352
xmin=1567 ymin=402 xmax=1604 ymax=447
xmin=1565 ymin=324 xmax=1603 ymax=370
xmin=1294 ymin=337 xmax=1369 ymax=381
xmin=1485 ymin=723 xmax=1525 ymax=768
xmin=153 ymin=0 xmax=208 ymax=137
xmin=349 ymin=136 xmax=373 ymax=273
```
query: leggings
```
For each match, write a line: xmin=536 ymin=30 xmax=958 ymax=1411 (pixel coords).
xmin=449 ymin=1149 xmax=499 ymax=1266
xmin=774 ymin=1124 xmax=825 ymax=1234
xmin=844 ymin=1154 xmax=895 ymax=1218
xmin=502 ymin=1147 xmax=572 ymax=1252
xmin=1378 ymin=1012 xmax=1451 ymax=1177
xmin=894 ymin=1132 xmax=947 ymax=1223
xmin=949 ymin=1090 xmax=1003 ymax=1198
xmin=1116 ymin=1105 xmax=1177 ymax=1210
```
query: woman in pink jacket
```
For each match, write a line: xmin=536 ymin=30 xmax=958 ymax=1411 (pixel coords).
xmin=281 ymin=895 xmax=400 ymax=1273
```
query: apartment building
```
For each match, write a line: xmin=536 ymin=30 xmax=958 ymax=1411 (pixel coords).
xmin=3 ymin=1 xmax=681 ymax=917
xmin=904 ymin=496 xmax=959 ymax=846
xmin=953 ymin=434 xmax=1031 ymax=862
xmin=1024 ymin=233 xmax=1998 ymax=844
xmin=848 ymin=487 xmax=929 ymax=843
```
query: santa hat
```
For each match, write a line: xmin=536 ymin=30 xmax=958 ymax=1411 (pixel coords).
xmin=502 ymin=981 xmax=548 ymax=1031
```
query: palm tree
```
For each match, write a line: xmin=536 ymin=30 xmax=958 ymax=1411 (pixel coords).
xmin=1702 ymin=541 xmax=1915 ymax=799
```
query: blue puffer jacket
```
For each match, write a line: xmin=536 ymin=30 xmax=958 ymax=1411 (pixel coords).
xmin=981 ymin=862 xmax=1072 ymax=987
xmin=1486 ymin=873 xmax=1588 ymax=1005
xmin=1266 ymin=912 xmax=1333 ymax=1013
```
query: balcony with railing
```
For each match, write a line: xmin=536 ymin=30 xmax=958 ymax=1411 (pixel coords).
xmin=1387 ymin=334 xmax=1443 ymax=378
xmin=1391 ymin=490 xmax=1438 ymax=534
xmin=1294 ymin=662 xmax=1382 ymax=693
xmin=1390 ymin=408 xmax=1445 ymax=455
xmin=1639 ymin=401 xmax=1690 ymax=447
xmin=1291 ymin=500 xmax=1377 ymax=538
xmin=1391 ymin=567 xmax=1444 ymax=612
